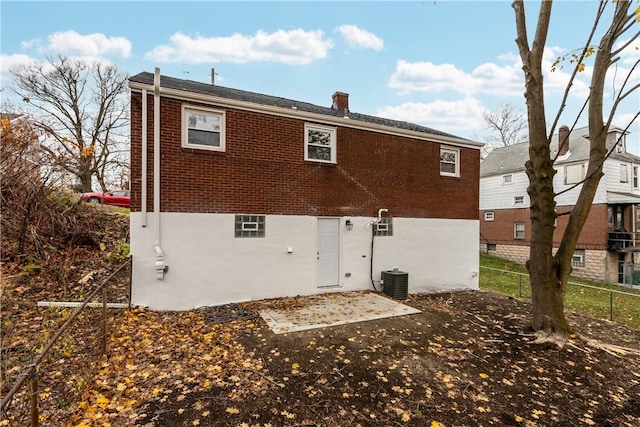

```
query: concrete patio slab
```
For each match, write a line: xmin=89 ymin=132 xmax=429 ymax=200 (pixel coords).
xmin=260 ymin=291 xmax=421 ymax=334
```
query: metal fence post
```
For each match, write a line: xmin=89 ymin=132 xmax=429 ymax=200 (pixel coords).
xmin=29 ymin=368 xmax=38 ymax=427
xmin=610 ymin=291 xmax=614 ymax=322
xmin=519 ymin=274 xmax=522 ymax=298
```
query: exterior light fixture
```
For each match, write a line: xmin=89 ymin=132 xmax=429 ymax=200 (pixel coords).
xmin=345 ymin=219 xmax=353 ymax=230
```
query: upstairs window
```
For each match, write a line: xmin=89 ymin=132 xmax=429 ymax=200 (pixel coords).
xmin=620 ymin=164 xmax=629 ymax=183
xmin=565 ymin=163 xmax=585 ymax=185
xmin=182 ymin=105 xmax=225 ymax=151
xmin=634 ymin=166 xmax=638 ymax=189
xmin=440 ymin=147 xmax=460 ymax=177
xmin=502 ymin=174 xmax=513 ymax=185
xmin=514 ymin=195 xmax=525 ymax=206
xmin=305 ymin=124 xmax=336 ymax=163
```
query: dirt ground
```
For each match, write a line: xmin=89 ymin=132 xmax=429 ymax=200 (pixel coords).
xmin=133 ymin=290 xmax=640 ymax=427
xmin=2 ymin=286 xmax=640 ymax=426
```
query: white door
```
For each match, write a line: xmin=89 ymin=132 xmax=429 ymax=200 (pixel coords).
xmin=317 ymin=218 xmax=340 ymax=287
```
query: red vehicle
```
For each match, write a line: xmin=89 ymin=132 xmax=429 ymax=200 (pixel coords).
xmin=81 ymin=190 xmax=130 ymax=208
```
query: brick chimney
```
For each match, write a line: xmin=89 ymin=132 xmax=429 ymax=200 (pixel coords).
xmin=558 ymin=125 xmax=570 ymax=156
xmin=332 ymin=91 xmax=349 ymax=113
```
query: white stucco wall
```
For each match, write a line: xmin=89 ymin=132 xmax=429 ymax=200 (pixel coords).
xmin=130 ymin=213 xmax=479 ymax=310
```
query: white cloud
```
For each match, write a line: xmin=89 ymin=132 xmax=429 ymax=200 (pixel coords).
xmin=388 ymin=59 xmax=523 ymax=97
xmin=335 ymin=25 xmax=383 ymax=51
xmin=0 ymin=54 xmax=37 ymax=83
xmin=376 ymin=98 xmax=487 ymax=137
xmin=145 ymin=29 xmax=334 ymax=65
xmin=44 ymin=31 xmax=132 ymax=58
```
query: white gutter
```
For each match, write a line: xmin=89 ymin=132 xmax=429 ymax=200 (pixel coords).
xmin=129 ymin=83 xmax=482 ymax=151
xmin=141 ymin=89 xmax=148 ymax=227
xmin=153 ymin=68 xmax=167 ymax=279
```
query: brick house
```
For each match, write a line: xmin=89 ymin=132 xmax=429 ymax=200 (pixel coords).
xmin=128 ymin=69 xmax=482 ymax=310
xmin=480 ymin=125 xmax=640 ymax=284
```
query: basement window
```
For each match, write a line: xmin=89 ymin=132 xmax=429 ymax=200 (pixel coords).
xmin=182 ymin=105 xmax=225 ymax=151
xmin=235 ymin=215 xmax=265 ymax=238
xmin=572 ymin=249 xmax=586 ymax=268
xmin=374 ymin=217 xmax=393 ymax=237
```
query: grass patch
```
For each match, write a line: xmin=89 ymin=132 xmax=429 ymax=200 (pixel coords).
xmin=480 ymin=253 xmax=640 ymax=328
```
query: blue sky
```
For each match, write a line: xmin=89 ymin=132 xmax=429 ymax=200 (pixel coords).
xmin=1 ymin=1 xmax=639 ymax=149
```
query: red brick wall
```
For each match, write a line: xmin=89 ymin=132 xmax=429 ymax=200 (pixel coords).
xmin=130 ymin=92 xmax=480 ymax=219
xmin=480 ymin=204 xmax=610 ymax=250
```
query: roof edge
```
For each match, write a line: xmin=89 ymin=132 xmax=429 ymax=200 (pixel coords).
xmin=129 ymin=78 xmax=482 ymax=150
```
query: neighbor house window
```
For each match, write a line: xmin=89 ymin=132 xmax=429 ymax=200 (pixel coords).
xmin=235 ymin=215 xmax=265 ymax=238
xmin=572 ymin=249 xmax=586 ymax=268
xmin=182 ymin=105 xmax=225 ymax=151
xmin=514 ymin=195 xmax=525 ymax=206
xmin=502 ymin=174 xmax=513 ymax=185
xmin=440 ymin=147 xmax=460 ymax=177
xmin=634 ymin=166 xmax=638 ymax=188
xmin=484 ymin=212 xmax=494 ymax=221
xmin=565 ymin=163 xmax=585 ymax=185
xmin=374 ymin=217 xmax=393 ymax=237
xmin=608 ymin=207 xmax=615 ymax=227
xmin=487 ymin=244 xmax=497 ymax=253
xmin=305 ymin=124 xmax=337 ymax=163
xmin=620 ymin=164 xmax=629 ymax=183
xmin=514 ymin=222 xmax=525 ymax=240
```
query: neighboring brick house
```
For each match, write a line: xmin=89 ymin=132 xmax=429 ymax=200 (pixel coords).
xmin=480 ymin=125 xmax=640 ymax=283
xmin=128 ymin=69 xmax=482 ymax=310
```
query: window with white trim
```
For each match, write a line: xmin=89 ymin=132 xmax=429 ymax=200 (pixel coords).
xmin=484 ymin=212 xmax=494 ymax=221
xmin=572 ymin=249 xmax=586 ymax=268
xmin=620 ymin=164 xmax=629 ymax=183
xmin=514 ymin=222 xmax=525 ymax=240
xmin=502 ymin=174 xmax=513 ymax=185
xmin=182 ymin=105 xmax=225 ymax=151
xmin=514 ymin=195 xmax=525 ymax=206
xmin=235 ymin=215 xmax=265 ymax=238
xmin=487 ymin=243 xmax=497 ymax=253
xmin=634 ymin=166 xmax=638 ymax=189
xmin=305 ymin=124 xmax=336 ymax=163
xmin=440 ymin=147 xmax=460 ymax=177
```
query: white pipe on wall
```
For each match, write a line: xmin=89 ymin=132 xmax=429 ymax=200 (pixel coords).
xmin=153 ymin=67 xmax=167 ymax=279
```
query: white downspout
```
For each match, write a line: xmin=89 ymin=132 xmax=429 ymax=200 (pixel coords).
xmin=141 ymin=89 xmax=147 ymax=227
xmin=153 ymin=67 xmax=167 ymax=279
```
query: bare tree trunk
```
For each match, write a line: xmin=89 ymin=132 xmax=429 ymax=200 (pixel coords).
xmin=513 ymin=0 xmax=569 ymax=333
xmin=513 ymin=0 xmax=637 ymax=335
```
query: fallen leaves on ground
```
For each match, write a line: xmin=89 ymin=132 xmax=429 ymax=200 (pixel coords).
xmin=2 ymin=291 xmax=640 ymax=426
